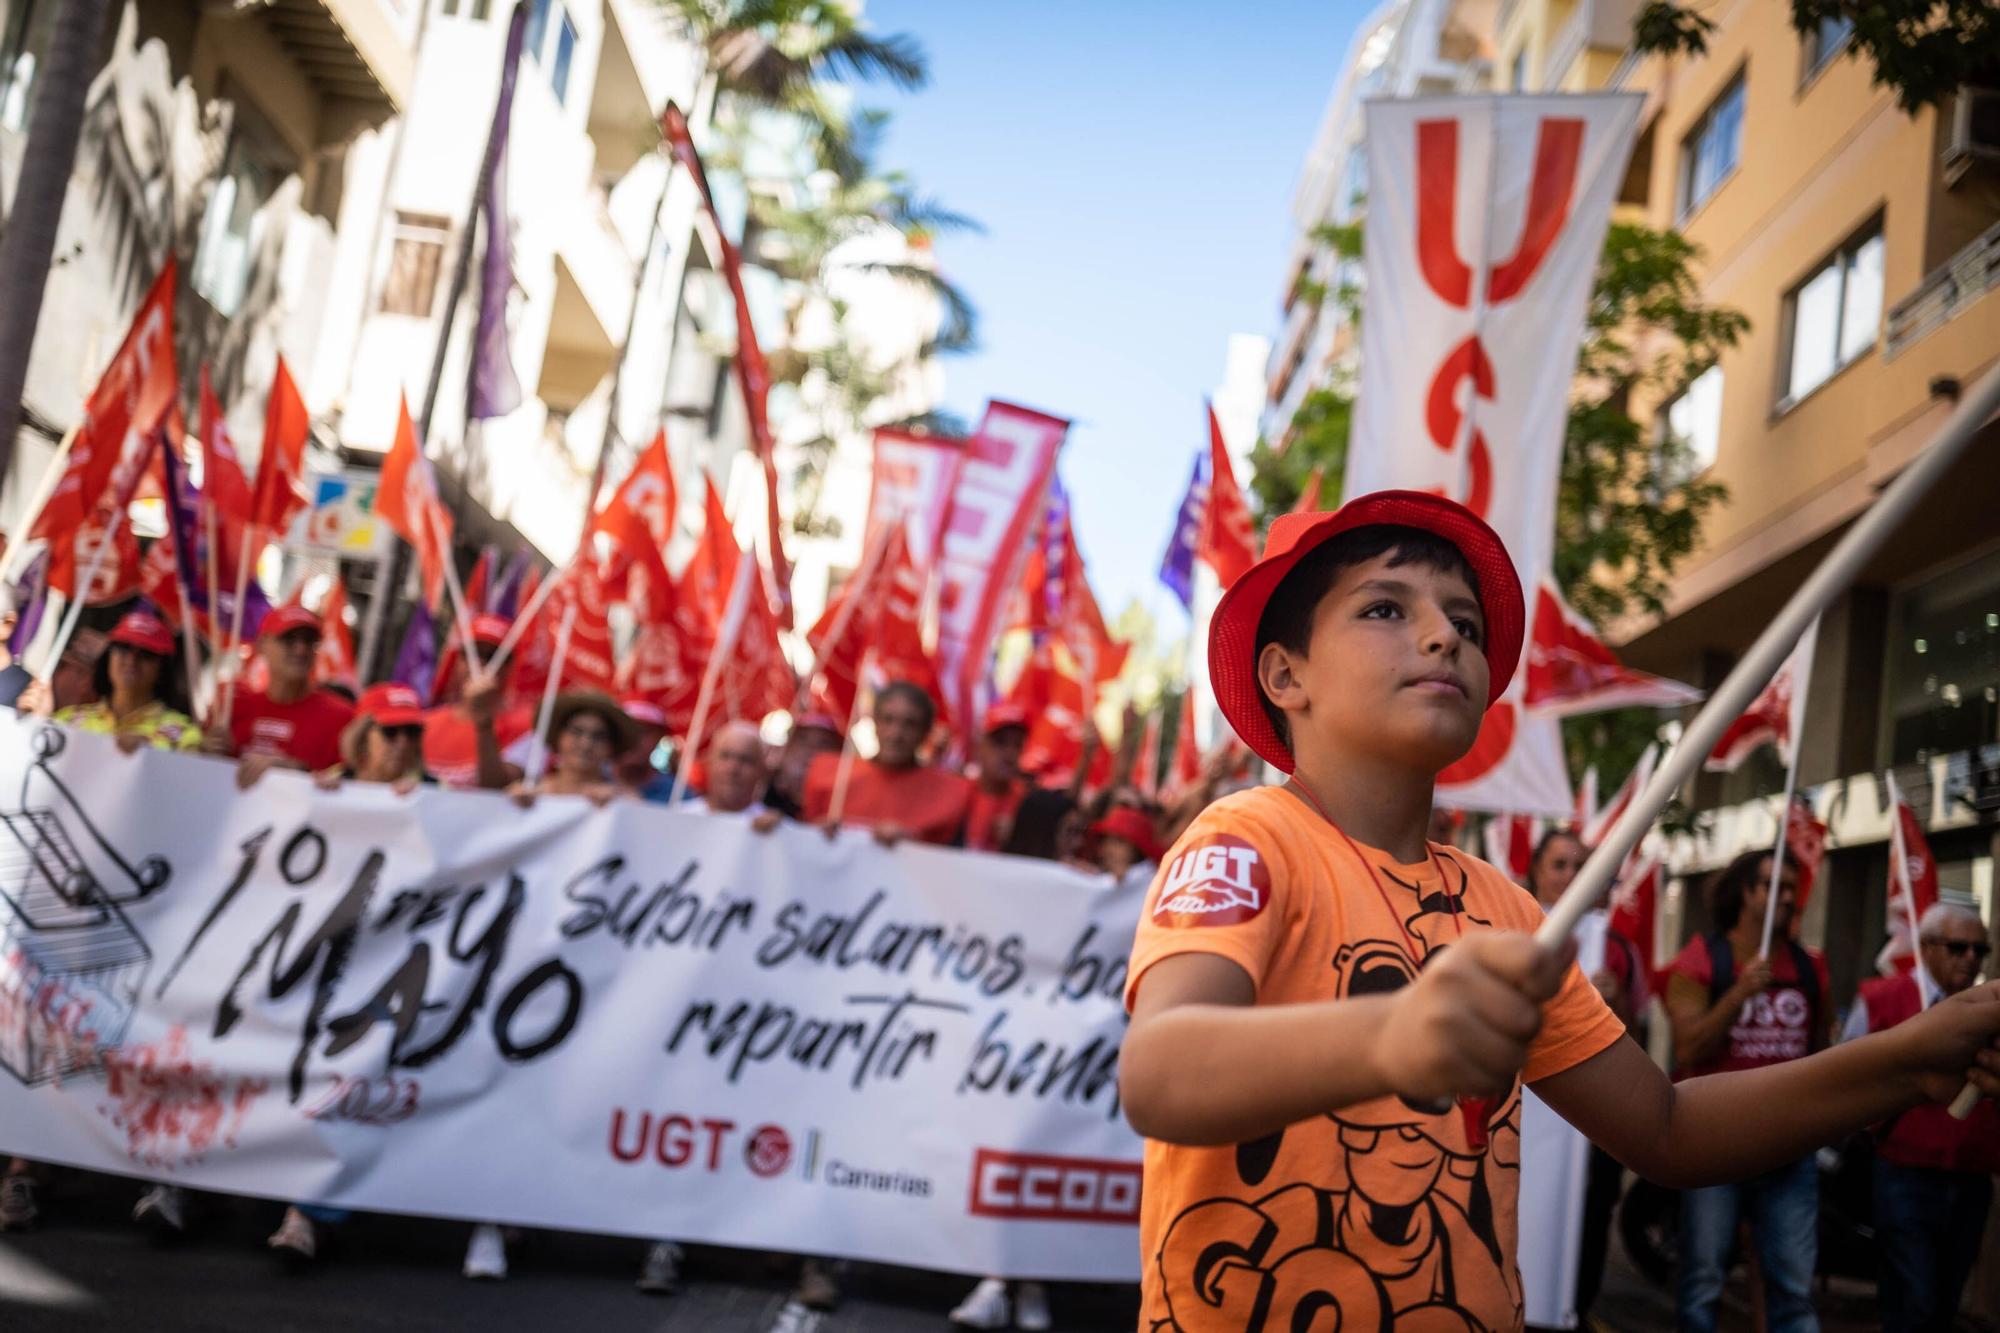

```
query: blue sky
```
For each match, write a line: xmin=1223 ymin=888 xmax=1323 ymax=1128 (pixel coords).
xmin=860 ymin=1 xmax=1371 ymax=639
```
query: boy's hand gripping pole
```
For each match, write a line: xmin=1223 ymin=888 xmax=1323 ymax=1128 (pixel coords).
xmin=1529 ymin=360 xmax=2000 ymax=1122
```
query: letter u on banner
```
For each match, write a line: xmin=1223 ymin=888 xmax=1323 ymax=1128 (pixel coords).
xmin=1346 ymin=94 xmax=1640 ymax=816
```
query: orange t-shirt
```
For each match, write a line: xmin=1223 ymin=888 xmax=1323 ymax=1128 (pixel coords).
xmin=802 ymin=754 xmax=973 ymax=846
xmin=1125 ymin=785 xmax=1624 ymax=1333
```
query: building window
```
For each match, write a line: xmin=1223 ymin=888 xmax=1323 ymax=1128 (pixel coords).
xmin=525 ymin=0 xmax=551 ymax=61
xmin=192 ymin=108 xmax=293 ymax=318
xmin=551 ymin=12 xmax=577 ymax=104
xmin=380 ymin=212 xmax=452 ymax=317
xmin=1883 ymin=551 xmax=2000 ymax=767
xmin=1678 ymin=74 xmax=1745 ymax=219
xmin=1801 ymin=14 xmax=1853 ymax=83
xmin=1663 ymin=365 xmax=1724 ymax=475
xmin=0 ymin=0 xmax=57 ymax=132
xmin=1781 ymin=221 xmax=1884 ymax=406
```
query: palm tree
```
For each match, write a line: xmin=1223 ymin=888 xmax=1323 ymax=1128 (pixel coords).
xmin=653 ymin=0 xmax=927 ymax=173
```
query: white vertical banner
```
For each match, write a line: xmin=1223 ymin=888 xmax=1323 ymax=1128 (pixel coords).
xmin=1347 ymin=94 xmax=1641 ymax=817
xmin=934 ymin=401 xmax=1068 ymax=734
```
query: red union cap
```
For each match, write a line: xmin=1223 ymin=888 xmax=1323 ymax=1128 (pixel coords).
xmin=470 ymin=613 xmax=511 ymax=647
xmin=1207 ymin=489 xmax=1524 ymax=775
xmin=621 ymin=697 xmax=669 ymax=730
xmin=1089 ymin=806 xmax=1164 ymax=864
xmin=981 ymin=703 xmax=1030 ymax=736
xmin=357 ymin=682 xmax=426 ymax=728
xmin=260 ymin=605 xmax=323 ymax=640
xmin=109 ymin=610 xmax=175 ymax=657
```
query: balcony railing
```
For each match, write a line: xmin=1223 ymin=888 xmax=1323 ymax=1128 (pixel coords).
xmin=1884 ymin=220 xmax=2000 ymax=360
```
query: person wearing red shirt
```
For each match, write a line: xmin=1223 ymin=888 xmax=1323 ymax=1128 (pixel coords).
xmin=1844 ymin=902 xmax=2000 ymax=1332
xmin=1665 ymin=849 xmax=1829 ymax=1333
xmin=217 ymin=607 xmax=355 ymax=783
xmin=804 ymin=681 xmax=969 ymax=846
xmin=423 ymin=613 xmax=534 ymax=790
xmin=964 ymin=705 xmax=1029 ymax=853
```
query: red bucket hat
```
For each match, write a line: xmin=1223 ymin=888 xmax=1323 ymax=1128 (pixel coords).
xmin=109 ymin=609 xmax=175 ymax=657
xmin=1207 ymin=489 xmax=1524 ymax=775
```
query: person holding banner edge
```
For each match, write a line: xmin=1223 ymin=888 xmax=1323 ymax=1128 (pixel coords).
xmin=1120 ymin=491 xmax=2000 ymax=1333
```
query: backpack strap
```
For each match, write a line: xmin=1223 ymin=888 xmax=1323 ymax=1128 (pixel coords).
xmin=1703 ymin=932 xmax=1736 ymax=1009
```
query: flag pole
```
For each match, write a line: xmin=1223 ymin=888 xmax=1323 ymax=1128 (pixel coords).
xmin=1885 ymin=768 xmax=1929 ymax=1005
xmin=1757 ymin=751 xmax=1803 ymax=959
xmin=668 ymin=554 xmax=754 ymax=807
xmin=38 ymin=522 xmax=116 ymax=677
xmin=424 ymin=501 xmax=482 ymax=674
xmin=826 ymin=644 xmax=877 ymax=828
xmin=215 ymin=528 xmax=260 ymax=733
xmin=201 ymin=496 xmax=222 ymax=711
xmin=0 ymin=422 xmax=77 ymax=586
xmin=523 ymin=598 xmax=576 ymax=784
xmin=484 ymin=560 xmax=567 ymax=674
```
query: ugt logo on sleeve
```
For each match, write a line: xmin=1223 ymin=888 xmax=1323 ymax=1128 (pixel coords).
xmin=1153 ymin=835 xmax=1270 ymax=928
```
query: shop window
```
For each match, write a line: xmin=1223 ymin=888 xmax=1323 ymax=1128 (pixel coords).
xmin=1883 ymin=551 xmax=2000 ymax=767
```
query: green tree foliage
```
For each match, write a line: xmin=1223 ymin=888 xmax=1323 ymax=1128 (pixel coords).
xmin=1633 ymin=1 xmax=2000 ymax=115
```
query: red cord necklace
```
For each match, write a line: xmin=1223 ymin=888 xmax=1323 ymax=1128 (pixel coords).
xmin=1284 ymin=776 xmax=1498 ymax=1149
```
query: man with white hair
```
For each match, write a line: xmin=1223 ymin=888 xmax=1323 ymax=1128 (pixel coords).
xmin=1845 ymin=900 xmax=1999 ymax=1332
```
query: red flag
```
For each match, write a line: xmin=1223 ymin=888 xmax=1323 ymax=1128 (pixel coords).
xmin=462 ymin=549 xmax=494 ymax=616
xmin=706 ymin=547 xmax=796 ymax=729
xmin=197 ymin=366 xmax=257 ymax=527
xmin=314 ymin=578 xmax=358 ymax=689
xmin=1011 ymin=643 xmax=1093 ymax=782
xmin=1785 ymin=799 xmax=1829 ymax=921
xmin=806 ymin=525 xmax=904 ymax=723
xmin=32 ymin=260 xmax=178 ymax=576
xmin=377 ymin=394 xmax=456 ymax=608
xmin=683 ymin=475 xmax=737 ymax=620
xmin=1608 ymin=852 xmax=1662 ymax=996
xmin=1484 ymin=813 xmax=1538 ymax=885
xmin=1581 ymin=743 xmax=1659 ymax=847
xmin=591 ymin=430 xmax=679 ymax=559
xmin=1055 ymin=521 xmax=1128 ymax=684
xmin=1134 ymin=708 xmax=1162 ymax=800
xmin=1708 ymin=620 xmax=1819 ymax=772
xmin=1170 ymin=691 xmax=1201 ymax=794
xmin=250 ymin=356 xmax=310 ymax=535
xmin=513 ymin=559 xmax=618 ymax=702
xmin=1197 ymin=403 xmax=1256 ymax=588
xmin=1877 ymin=777 xmax=1940 ymax=975
xmin=1289 ymin=467 xmax=1325 ymax=516
xmin=623 ymin=566 xmax=710 ymax=735
xmin=660 ymin=103 xmax=792 ymax=629
xmin=1526 ymin=584 xmax=1704 ymax=718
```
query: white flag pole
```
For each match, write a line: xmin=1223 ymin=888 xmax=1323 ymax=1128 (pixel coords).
xmin=668 ymin=554 xmax=755 ymax=807
xmin=1885 ymin=768 xmax=1930 ymax=1007
xmin=1498 ymin=357 xmax=2000 ymax=1114
xmin=1758 ymin=757 xmax=1802 ymax=960
xmin=485 ymin=561 xmax=568 ymax=676
xmin=523 ymin=599 xmax=577 ymax=784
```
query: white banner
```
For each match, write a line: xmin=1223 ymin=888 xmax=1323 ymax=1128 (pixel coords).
xmin=0 ymin=717 xmax=1142 ymax=1280
xmin=1349 ymin=94 xmax=1641 ymax=817
xmin=934 ymin=401 xmax=1068 ymax=736
xmin=868 ymin=427 xmax=966 ymax=572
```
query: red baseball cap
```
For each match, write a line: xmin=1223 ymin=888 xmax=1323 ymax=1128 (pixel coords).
xmin=792 ymin=711 xmax=844 ymax=740
xmin=109 ymin=609 xmax=175 ymax=657
xmin=982 ymin=703 xmax=1030 ymax=736
xmin=1089 ymin=807 xmax=1164 ymax=863
xmin=260 ymin=605 xmax=323 ymax=641
xmin=1207 ymin=489 xmax=1523 ymax=775
xmin=357 ymin=682 xmax=427 ymax=728
xmin=621 ymin=696 xmax=669 ymax=730
xmin=471 ymin=613 xmax=511 ymax=647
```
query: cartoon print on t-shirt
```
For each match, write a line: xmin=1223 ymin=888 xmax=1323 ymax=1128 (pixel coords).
xmin=1151 ymin=851 xmax=1525 ymax=1333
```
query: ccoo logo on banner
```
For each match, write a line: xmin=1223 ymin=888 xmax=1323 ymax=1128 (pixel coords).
xmin=1347 ymin=94 xmax=1642 ymax=818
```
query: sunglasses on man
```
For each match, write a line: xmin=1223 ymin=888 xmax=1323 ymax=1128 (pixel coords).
xmin=1927 ymin=939 xmax=1992 ymax=960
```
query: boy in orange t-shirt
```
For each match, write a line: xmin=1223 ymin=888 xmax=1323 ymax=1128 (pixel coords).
xmin=1122 ymin=491 xmax=2000 ymax=1332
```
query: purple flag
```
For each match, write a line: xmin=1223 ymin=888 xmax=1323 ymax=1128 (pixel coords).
xmin=488 ymin=545 xmax=531 ymax=616
xmin=1158 ymin=448 xmax=1209 ymax=612
xmin=9 ymin=547 xmax=46 ymax=658
xmin=161 ymin=434 xmax=271 ymax=641
xmin=390 ymin=596 xmax=437 ymax=706
xmin=467 ymin=3 xmax=528 ymax=422
xmin=1041 ymin=475 xmax=1071 ymax=639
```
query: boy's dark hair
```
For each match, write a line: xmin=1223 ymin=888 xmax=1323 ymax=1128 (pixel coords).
xmin=1251 ymin=525 xmax=1481 ymax=747
xmin=876 ymin=680 xmax=936 ymax=734
xmin=1707 ymin=848 xmax=1778 ymax=933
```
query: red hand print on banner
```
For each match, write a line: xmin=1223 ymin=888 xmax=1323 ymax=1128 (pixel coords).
xmin=1413 ymin=117 xmax=1585 ymax=520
